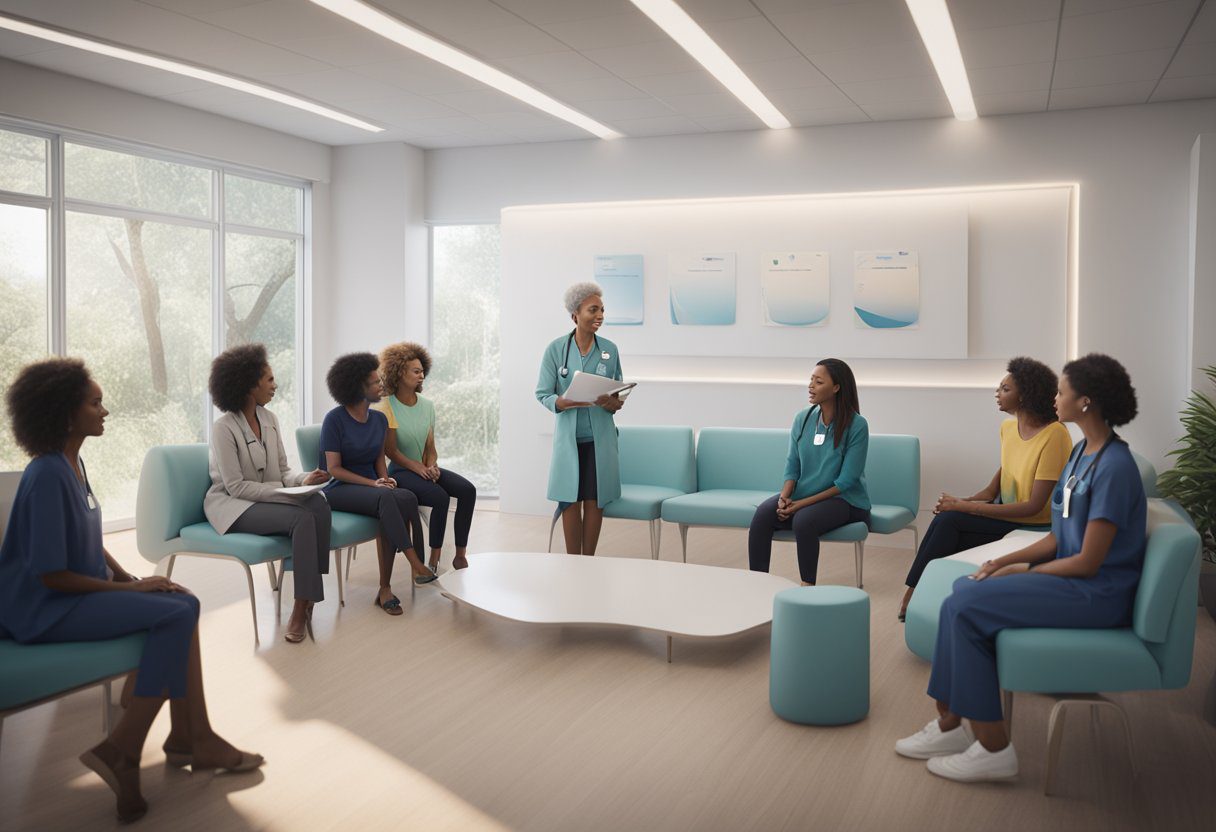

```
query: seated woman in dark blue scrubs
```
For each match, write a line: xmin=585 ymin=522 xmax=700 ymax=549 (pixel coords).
xmin=895 ymin=354 xmax=1145 ymax=783
xmin=319 ymin=353 xmax=436 ymax=618
xmin=0 ymin=359 xmax=262 ymax=823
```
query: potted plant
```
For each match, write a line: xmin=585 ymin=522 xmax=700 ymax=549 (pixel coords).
xmin=1158 ymin=365 xmax=1216 ymax=620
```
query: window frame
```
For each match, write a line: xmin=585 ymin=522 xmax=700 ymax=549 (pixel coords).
xmin=0 ymin=116 xmax=311 ymax=529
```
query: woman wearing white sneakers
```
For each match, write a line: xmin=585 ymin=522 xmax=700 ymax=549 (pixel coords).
xmin=896 ymin=354 xmax=1145 ymax=782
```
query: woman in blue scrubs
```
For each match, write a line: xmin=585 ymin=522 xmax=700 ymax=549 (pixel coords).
xmin=0 ymin=359 xmax=262 ymax=823
xmin=895 ymin=353 xmax=1145 ymax=783
xmin=748 ymin=358 xmax=871 ymax=584
xmin=535 ymin=282 xmax=626 ymax=555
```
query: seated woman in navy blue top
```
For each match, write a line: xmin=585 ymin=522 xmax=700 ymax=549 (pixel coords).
xmin=895 ymin=354 xmax=1146 ymax=784
xmin=0 ymin=359 xmax=262 ymax=823
xmin=319 ymin=353 xmax=437 ymax=617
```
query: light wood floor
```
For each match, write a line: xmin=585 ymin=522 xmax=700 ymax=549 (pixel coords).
xmin=2 ymin=510 xmax=1214 ymax=832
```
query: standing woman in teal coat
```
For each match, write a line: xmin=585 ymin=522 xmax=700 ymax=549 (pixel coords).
xmin=536 ymin=282 xmax=626 ymax=555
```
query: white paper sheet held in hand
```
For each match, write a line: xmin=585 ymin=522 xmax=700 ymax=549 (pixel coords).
xmin=276 ymin=482 xmax=330 ymax=496
xmin=565 ymin=371 xmax=636 ymax=403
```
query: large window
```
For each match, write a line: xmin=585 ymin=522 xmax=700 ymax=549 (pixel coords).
xmin=0 ymin=122 xmax=308 ymax=522
xmin=430 ymin=225 xmax=500 ymax=496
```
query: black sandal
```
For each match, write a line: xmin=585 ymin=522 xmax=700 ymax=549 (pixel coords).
xmin=374 ymin=594 xmax=403 ymax=615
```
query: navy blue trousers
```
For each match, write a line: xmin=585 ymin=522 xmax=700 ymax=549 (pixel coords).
xmin=927 ymin=572 xmax=1134 ymax=721
xmin=33 ymin=590 xmax=199 ymax=699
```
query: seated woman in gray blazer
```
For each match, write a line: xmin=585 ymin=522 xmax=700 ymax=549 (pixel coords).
xmin=205 ymin=344 xmax=330 ymax=644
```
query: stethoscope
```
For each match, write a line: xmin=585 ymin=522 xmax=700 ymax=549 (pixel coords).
xmin=1060 ymin=432 xmax=1121 ymax=518
xmin=77 ymin=457 xmax=100 ymax=512
xmin=794 ymin=406 xmax=829 ymax=446
xmin=557 ymin=328 xmax=610 ymax=378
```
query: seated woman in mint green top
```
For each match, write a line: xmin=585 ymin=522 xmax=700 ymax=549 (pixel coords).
xmin=376 ymin=341 xmax=477 ymax=572
xmin=749 ymin=358 xmax=871 ymax=585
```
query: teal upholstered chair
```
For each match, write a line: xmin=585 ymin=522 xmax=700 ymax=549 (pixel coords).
xmin=296 ymin=425 xmax=383 ymax=604
xmin=905 ymin=501 xmax=1200 ymax=794
xmin=0 ymin=636 xmax=145 ymax=749
xmin=136 ymin=444 xmax=291 ymax=646
xmin=547 ymin=425 xmax=696 ymax=558
xmin=660 ymin=426 xmax=790 ymax=559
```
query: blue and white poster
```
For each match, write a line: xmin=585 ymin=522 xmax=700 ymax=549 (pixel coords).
xmin=854 ymin=250 xmax=919 ymax=329
xmin=594 ymin=254 xmax=645 ymax=325
xmin=669 ymin=252 xmax=736 ymax=325
xmin=761 ymin=251 xmax=830 ymax=327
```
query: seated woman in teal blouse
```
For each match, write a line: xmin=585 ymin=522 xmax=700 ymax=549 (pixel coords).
xmin=749 ymin=358 xmax=871 ymax=585
xmin=0 ymin=359 xmax=261 ymax=823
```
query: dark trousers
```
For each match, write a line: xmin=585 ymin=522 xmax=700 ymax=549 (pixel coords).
xmin=230 ymin=494 xmax=331 ymax=602
xmin=904 ymin=512 xmax=1022 ymax=588
xmin=390 ymin=467 xmax=477 ymax=548
xmin=748 ymin=495 xmax=870 ymax=584
xmin=325 ymin=483 xmax=424 ymax=555
xmin=34 ymin=591 xmax=200 ymax=698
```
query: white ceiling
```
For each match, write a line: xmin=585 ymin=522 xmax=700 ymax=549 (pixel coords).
xmin=0 ymin=0 xmax=1213 ymax=148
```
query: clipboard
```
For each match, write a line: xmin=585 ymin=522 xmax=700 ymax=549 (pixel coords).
xmin=565 ymin=371 xmax=636 ymax=403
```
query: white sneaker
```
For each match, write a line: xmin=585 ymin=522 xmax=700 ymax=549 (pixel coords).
xmin=927 ymin=740 xmax=1019 ymax=783
xmin=895 ymin=719 xmax=974 ymax=759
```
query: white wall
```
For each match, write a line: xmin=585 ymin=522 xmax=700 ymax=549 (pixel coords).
xmin=316 ymin=142 xmax=428 ymax=419
xmin=428 ymin=99 xmax=1216 ymax=523
xmin=1189 ymin=133 xmax=1216 ymax=392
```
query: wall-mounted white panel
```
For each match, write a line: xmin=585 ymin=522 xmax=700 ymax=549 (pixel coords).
xmin=502 ymin=191 xmax=977 ymax=361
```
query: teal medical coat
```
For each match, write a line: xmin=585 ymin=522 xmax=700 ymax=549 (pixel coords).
xmin=535 ymin=332 xmax=623 ymax=508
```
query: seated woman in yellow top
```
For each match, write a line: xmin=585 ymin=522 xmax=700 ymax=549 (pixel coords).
xmin=899 ymin=357 xmax=1072 ymax=620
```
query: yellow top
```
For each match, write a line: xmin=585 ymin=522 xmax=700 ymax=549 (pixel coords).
xmin=999 ymin=419 xmax=1073 ymax=525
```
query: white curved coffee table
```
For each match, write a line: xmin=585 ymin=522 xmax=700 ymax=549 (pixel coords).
xmin=437 ymin=552 xmax=796 ymax=661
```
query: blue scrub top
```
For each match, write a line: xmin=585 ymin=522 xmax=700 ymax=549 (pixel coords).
xmin=0 ymin=454 xmax=106 ymax=641
xmin=1050 ymin=437 xmax=1147 ymax=600
xmin=783 ymin=406 xmax=871 ymax=510
xmin=319 ymin=406 xmax=388 ymax=485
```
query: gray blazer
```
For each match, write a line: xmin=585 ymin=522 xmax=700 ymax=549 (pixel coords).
xmin=204 ymin=407 xmax=308 ymax=534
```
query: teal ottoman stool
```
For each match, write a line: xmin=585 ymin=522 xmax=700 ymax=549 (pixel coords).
xmin=770 ymin=586 xmax=870 ymax=725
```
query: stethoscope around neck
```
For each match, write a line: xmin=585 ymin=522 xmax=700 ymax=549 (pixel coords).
xmin=1060 ymin=432 xmax=1121 ymax=518
xmin=558 ymin=328 xmax=609 ymax=378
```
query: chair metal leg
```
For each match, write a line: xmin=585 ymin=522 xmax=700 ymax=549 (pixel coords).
xmin=164 ymin=554 xmax=177 ymax=580
xmin=911 ymin=524 xmax=920 ymax=554
xmin=547 ymin=512 xmax=559 ymax=553
xmin=102 ymin=681 xmax=114 ymax=735
xmin=334 ymin=547 xmax=345 ymax=607
xmin=650 ymin=520 xmax=662 ymax=560
xmin=1002 ymin=690 xmax=1014 ymax=734
xmin=267 ymin=561 xmax=283 ymax=623
xmin=853 ymin=541 xmax=865 ymax=588
xmin=1044 ymin=700 xmax=1069 ymax=795
xmin=346 ymin=546 xmax=354 ymax=583
xmin=238 ymin=561 xmax=260 ymax=647
xmin=679 ymin=524 xmax=689 ymax=563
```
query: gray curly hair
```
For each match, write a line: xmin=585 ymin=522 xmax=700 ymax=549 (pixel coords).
xmin=563 ymin=281 xmax=604 ymax=316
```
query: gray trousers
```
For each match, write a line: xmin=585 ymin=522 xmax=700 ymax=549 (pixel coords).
xmin=229 ymin=493 xmax=331 ymax=602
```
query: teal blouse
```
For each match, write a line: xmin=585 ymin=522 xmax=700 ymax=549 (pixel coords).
xmin=782 ymin=406 xmax=871 ymax=510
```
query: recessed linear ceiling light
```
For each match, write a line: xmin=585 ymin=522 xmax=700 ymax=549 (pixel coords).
xmin=628 ymin=0 xmax=789 ymax=130
xmin=306 ymin=0 xmax=621 ymax=140
xmin=0 ymin=13 xmax=383 ymax=132
xmin=904 ymin=0 xmax=977 ymax=121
